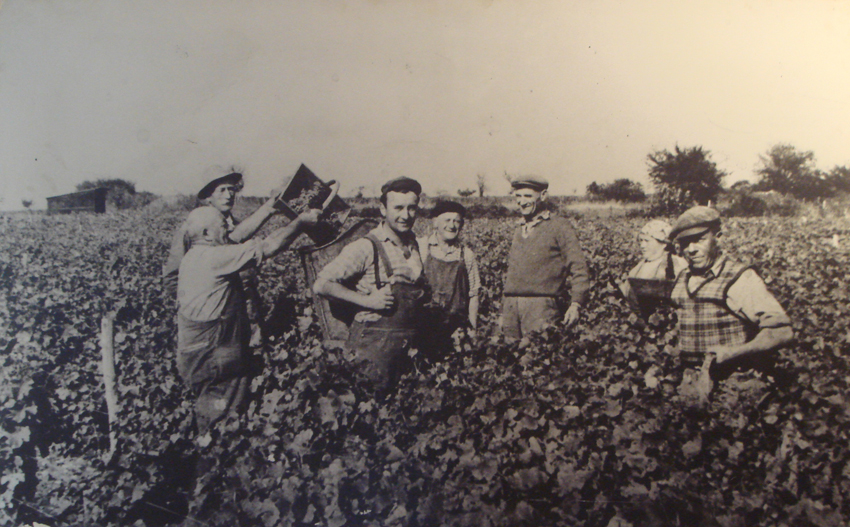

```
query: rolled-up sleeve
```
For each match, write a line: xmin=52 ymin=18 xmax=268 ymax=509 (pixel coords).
xmin=316 ymin=238 xmax=372 ymax=284
xmin=726 ymin=270 xmax=791 ymax=329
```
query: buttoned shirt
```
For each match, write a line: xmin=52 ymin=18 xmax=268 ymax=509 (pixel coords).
xmin=163 ymin=209 xmax=238 ymax=297
xmin=417 ymin=234 xmax=481 ymax=297
xmin=178 ymin=239 xmax=264 ymax=322
xmin=316 ymin=222 xmax=423 ymax=322
xmin=519 ymin=209 xmax=551 ymax=238
xmin=684 ymin=254 xmax=790 ymax=329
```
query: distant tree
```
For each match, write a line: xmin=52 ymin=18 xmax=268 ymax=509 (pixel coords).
xmin=586 ymin=178 xmax=646 ymax=203
xmin=457 ymin=188 xmax=476 ymax=197
xmin=76 ymin=178 xmax=156 ymax=209
xmin=826 ymin=166 xmax=850 ymax=195
xmin=647 ymin=145 xmax=726 ymax=213
xmin=729 ymin=180 xmax=752 ymax=192
xmin=476 ymin=174 xmax=487 ymax=197
xmin=21 ymin=199 xmax=32 ymax=210
xmin=754 ymin=144 xmax=841 ymax=201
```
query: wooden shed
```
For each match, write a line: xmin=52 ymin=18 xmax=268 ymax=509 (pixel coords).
xmin=46 ymin=188 xmax=108 ymax=213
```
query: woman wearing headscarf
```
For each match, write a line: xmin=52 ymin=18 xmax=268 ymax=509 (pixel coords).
xmin=619 ymin=219 xmax=688 ymax=316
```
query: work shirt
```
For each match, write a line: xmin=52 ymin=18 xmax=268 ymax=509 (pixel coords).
xmin=417 ymin=234 xmax=481 ymax=298
xmin=163 ymin=209 xmax=238 ymax=297
xmin=683 ymin=254 xmax=790 ymax=330
xmin=177 ymin=239 xmax=264 ymax=322
xmin=316 ymin=222 xmax=423 ymax=322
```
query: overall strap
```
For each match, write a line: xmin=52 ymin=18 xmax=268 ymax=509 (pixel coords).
xmin=665 ymin=251 xmax=676 ymax=281
xmin=365 ymin=234 xmax=395 ymax=290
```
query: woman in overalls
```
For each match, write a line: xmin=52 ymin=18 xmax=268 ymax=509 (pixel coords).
xmin=619 ymin=219 xmax=688 ymax=317
xmin=417 ymin=200 xmax=481 ymax=356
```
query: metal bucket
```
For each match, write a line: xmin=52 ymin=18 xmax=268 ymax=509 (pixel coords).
xmin=299 ymin=219 xmax=379 ymax=348
xmin=274 ymin=164 xmax=352 ymax=246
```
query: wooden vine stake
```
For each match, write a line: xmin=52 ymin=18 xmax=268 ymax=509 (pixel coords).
xmin=100 ymin=316 xmax=119 ymax=462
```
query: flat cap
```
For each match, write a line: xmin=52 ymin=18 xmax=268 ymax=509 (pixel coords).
xmin=381 ymin=176 xmax=422 ymax=197
xmin=671 ymin=206 xmax=721 ymax=241
xmin=198 ymin=170 xmax=243 ymax=199
xmin=511 ymin=175 xmax=548 ymax=192
xmin=430 ymin=200 xmax=466 ymax=219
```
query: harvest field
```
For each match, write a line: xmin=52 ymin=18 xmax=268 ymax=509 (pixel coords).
xmin=2 ymin=203 xmax=850 ymax=527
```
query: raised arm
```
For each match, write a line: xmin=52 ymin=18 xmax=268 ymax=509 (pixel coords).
xmin=260 ymin=209 xmax=321 ymax=258
xmin=229 ymin=188 xmax=285 ymax=243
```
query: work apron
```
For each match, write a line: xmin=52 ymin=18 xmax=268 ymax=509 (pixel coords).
xmin=424 ymin=247 xmax=469 ymax=324
xmin=347 ymin=234 xmax=425 ymax=393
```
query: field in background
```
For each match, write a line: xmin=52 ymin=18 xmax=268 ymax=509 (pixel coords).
xmin=2 ymin=208 xmax=850 ymax=526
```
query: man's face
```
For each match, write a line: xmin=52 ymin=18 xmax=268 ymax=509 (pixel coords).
xmin=678 ymin=229 xmax=720 ymax=272
xmin=514 ymin=187 xmax=546 ymax=218
xmin=207 ymin=183 xmax=237 ymax=213
xmin=434 ymin=212 xmax=463 ymax=243
xmin=381 ymin=191 xmax=419 ymax=235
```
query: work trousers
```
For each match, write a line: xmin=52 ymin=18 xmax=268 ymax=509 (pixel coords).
xmin=501 ymin=296 xmax=560 ymax=339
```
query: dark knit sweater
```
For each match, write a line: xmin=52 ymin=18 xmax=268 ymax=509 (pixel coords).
xmin=503 ymin=215 xmax=590 ymax=304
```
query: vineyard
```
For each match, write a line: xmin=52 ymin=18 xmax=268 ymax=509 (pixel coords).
xmin=2 ymin=204 xmax=850 ymax=527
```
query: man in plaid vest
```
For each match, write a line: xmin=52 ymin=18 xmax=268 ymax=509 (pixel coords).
xmin=669 ymin=206 xmax=793 ymax=404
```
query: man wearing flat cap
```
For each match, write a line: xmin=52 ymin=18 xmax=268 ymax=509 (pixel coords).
xmin=417 ymin=200 xmax=481 ymax=353
xmin=500 ymin=175 xmax=590 ymax=338
xmin=314 ymin=176 xmax=427 ymax=395
xmin=670 ymin=205 xmax=793 ymax=403
xmin=163 ymin=167 xmax=287 ymax=346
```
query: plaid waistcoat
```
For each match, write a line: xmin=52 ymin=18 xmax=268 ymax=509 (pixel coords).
xmin=671 ymin=257 xmax=754 ymax=354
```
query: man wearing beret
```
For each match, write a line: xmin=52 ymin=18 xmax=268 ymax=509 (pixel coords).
xmin=313 ymin=176 xmax=427 ymax=394
xmin=163 ymin=168 xmax=286 ymax=346
xmin=670 ymin=205 xmax=793 ymax=403
xmin=501 ymin=175 xmax=590 ymax=338
xmin=417 ymin=200 xmax=481 ymax=353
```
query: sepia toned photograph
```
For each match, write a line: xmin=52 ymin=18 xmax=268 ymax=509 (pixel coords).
xmin=1 ymin=1 xmax=849 ymax=526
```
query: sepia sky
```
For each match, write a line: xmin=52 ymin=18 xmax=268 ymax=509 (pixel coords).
xmin=1 ymin=0 xmax=848 ymax=209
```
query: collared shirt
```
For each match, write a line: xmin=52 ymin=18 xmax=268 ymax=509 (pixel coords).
xmin=316 ymin=222 xmax=423 ymax=322
xmin=519 ymin=209 xmax=551 ymax=238
xmin=177 ymin=239 xmax=264 ymax=322
xmin=417 ymin=234 xmax=481 ymax=297
xmin=685 ymin=254 xmax=791 ymax=329
xmin=163 ymin=208 xmax=238 ymax=297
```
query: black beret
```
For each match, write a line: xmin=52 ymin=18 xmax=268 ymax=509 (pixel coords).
xmin=430 ymin=200 xmax=467 ymax=219
xmin=380 ymin=176 xmax=422 ymax=197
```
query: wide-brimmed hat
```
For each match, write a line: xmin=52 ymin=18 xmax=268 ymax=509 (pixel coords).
xmin=671 ymin=206 xmax=721 ymax=241
xmin=198 ymin=169 xmax=243 ymax=200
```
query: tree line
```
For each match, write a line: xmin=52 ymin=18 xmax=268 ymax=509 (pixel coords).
xmin=586 ymin=143 xmax=850 ymax=214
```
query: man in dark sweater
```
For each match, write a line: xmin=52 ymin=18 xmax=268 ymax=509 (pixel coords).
xmin=500 ymin=175 xmax=590 ymax=339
